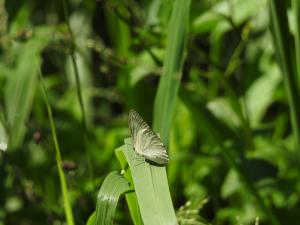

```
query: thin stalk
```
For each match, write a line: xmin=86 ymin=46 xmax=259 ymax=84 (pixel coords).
xmin=292 ymin=0 xmax=300 ymax=90
xmin=61 ymin=0 xmax=94 ymax=182
xmin=292 ymin=0 xmax=300 ymax=186
xmin=39 ymin=70 xmax=75 ymax=225
xmin=222 ymin=24 xmax=253 ymax=147
xmin=269 ymin=0 xmax=300 ymax=181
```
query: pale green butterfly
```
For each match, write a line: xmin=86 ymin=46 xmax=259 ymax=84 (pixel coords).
xmin=128 ymin=110 xmax=169 ymax=165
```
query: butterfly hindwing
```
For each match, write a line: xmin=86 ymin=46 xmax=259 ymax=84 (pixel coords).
xmin=128 ymin=110 xmax=169 ymax=165
xmin=143 ymin=144 xmax=169 ymax=164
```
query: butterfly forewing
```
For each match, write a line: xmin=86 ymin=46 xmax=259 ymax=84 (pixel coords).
xmin=129 ymin=110 xmax=149 ymax=149
xmin=128 ymin=110 xmax=169 ymax=165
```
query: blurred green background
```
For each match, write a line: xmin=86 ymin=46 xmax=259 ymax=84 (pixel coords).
xmin=1 ymin=0 xmax=300 ymax=224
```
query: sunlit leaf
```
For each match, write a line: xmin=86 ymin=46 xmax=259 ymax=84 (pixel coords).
xmin=115 ymin=138 xmax=177 ymax=225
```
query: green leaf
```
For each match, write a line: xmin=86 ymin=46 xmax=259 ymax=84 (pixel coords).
xmin=94 ymin=171 xmax=130 ymax=225
xmin=129 ymin=49 xmax=162 ymax=87
xmin=192 ymin=0 xmax=228 ymax=33
xmin=116 ymin=138 xmax=177 ymax=225
xmin=153 ymin=0 xmax=191 ymax=144
xmin=221 ymin=169 xmax=241 ymax=198
xmin=245 ymin=63 xmax=281 ymax=127
xmin=179 ymin=89 xmax=239 ymax=146
xmin=115 ymin=147 xmax=143 ymax=225
xmin=207 ymin=97 xmax=241 ymax=129
xmin=3 ymin=26 xmax=54 ymax=149
xmin=86 ymin=212 xmax=96 ymax=225
xmin=192 ymin=0 xmax=267 ymax=34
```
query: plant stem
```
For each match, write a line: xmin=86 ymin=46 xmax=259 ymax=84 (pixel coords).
xmin=61 ymin=0 xmax=94 ymax=184
xmin=269 ymin=0 xmax=300 ymax=184
xmin=39 ymin=70 xmax=75 ymax=225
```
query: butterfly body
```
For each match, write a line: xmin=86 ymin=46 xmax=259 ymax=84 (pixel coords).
xmin=129 ymin=110 xmax=169 ymax=165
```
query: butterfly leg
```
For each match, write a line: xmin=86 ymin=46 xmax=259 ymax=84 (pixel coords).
xmin=132 ymin=155 xmax=146 ymax=168
xmin=133 ymin=153 xmax=137 ymax=167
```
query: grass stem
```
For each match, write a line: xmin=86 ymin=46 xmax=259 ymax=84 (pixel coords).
xmin=61 ymin=0 xmax=94 ymax=184
xmin=39 ymin=70 xmax=75 ymax=225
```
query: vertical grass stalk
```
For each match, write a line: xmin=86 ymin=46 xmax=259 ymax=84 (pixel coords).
xmin=150 ymin=0 xmax=191 ymax=224
xmin=153 ymin=0 xmax=191 ymax=144
xmin=269 ymin=0 xmax=300 ymax=180
xmin=61 ymin=0 xmax=94 ymax=182
xmin=39 ymin=70 xmax=75 ymax=225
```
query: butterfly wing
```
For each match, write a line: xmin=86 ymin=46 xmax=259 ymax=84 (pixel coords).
xmin=128 ymin=110 xmax=150 ymax=153
xmin=128 ymin=110 xmax=169 ymax=165
xmin=142 ymin=134 xmax=169 ymax=164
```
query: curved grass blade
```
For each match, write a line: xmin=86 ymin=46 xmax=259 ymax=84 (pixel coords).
xmin=115 ymin=138 xmax=177 ymax=225
xmin=86 ymin=212 xmax=96 ymax=225
xmin=94 ymin=171 xmax=130 ymax=225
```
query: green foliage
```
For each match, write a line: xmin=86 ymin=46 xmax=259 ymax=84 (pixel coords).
xmin=4 ymin=27 xmax=54 ymax=149
xmin=1 ymin=0 xmax=300 ymax=225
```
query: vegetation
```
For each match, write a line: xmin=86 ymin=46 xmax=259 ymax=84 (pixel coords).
xmin=1 ymin=0 xmax=300 ymax=224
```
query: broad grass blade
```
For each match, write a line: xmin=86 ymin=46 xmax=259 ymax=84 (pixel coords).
xmin=116 ymin=138 xmax=177 ymax=225
xmin=115 ymin=147 xmax=143 ymax=225
xmin=150 ymin=0 xmax=191 ymax=224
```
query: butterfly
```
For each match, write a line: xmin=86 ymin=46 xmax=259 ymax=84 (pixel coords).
xmin=128 ymin=110 xmax=169 ymax=165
